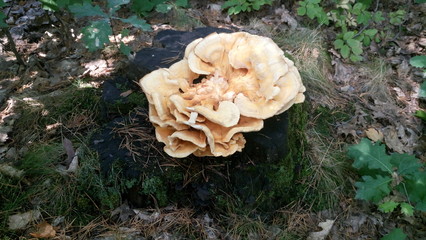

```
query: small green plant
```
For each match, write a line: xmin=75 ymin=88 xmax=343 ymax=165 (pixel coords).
xmin=348 ymin=138 xmax=426 ymax=215
xmin=141 ymin=176 xmax=168 ymax=206
xmin=297 ymin=0 xmax=329 ymax=25
xmin=381 ymin=228 xmax=407 ymax=240
xmin=333 ymin=31 xmax=363 ymax=61
xmin=296 ymin=0 xmax=408 ymax=62
xmin=389 ymin=10 xmax=406 ymax=25
xmin=222 ymin=0 xmax=273 ymax=15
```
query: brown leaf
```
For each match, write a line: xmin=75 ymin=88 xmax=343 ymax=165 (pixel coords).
xmin=30 ymin=222 xmax=56 ymax=238
xmin=63 ymin=137 xmax=75 ymax=166
xmin=365 ymin=128 xmax=384 ymax=142
xmin=120 ymin=90 xmax=133 ymax=97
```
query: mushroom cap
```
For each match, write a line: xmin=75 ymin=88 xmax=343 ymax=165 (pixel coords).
xmin=139 ymin=31 xmax=305 ymax=158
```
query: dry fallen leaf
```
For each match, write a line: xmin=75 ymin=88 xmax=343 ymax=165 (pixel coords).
xmin=30 ymin=222 xmax=56 ymax=238
xmin=0 ymin=163 xmax=24 ymax=178
xmin=365 ymin=128 xmax=384 ymax=142
xmin=8 ymin=210 xmax=41 ymax=230
xmin=307 ymin=219 xmax=335 ymax=240
xmin=120 ymin=90 xmax=133 ymax=97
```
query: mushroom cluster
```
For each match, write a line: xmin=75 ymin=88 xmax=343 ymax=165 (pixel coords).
xmin=140 ymin=32 xmax=305 ymax=158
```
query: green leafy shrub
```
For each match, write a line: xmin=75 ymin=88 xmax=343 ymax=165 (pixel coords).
xmin=348 ymin=138 xmax=426 ymax=214
xmin=297 ymin=0 xmax=329 ymax=25
xmin=296 ymin=0 xmax=409 ymax=62
xmin=222 ymin=0 xmax=273 ymax=15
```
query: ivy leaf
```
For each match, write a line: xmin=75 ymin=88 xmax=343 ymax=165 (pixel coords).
xmin=340 ymin=45 xmax=350 ymax=58
xmin=297 ymin=6 xmax=307 ymax=16
xmin=0 ymin=0 xmax=5 ymax=7
xmin=343 ymin=31 xmax=355 ymax=40
xmin=400 ymin=202 xmax=414 ymax=216
xmin=69 ymin=2 xmax=108 ymax=18
xmin=409 ymin=55 xmax=426 ymax=68
xmin=415 ymin=0 xmax=426 ymax=3
xmin=357 ymin=11 xmax=371 ymax=25
xmin=306 ymin=3 xmax=319 ymax=19
xmin=82 ymin=20 xmax=112 ymax=52
xmin=348 ymin=138 xmax=393 ymax=173
xmin=363 ymin=36 xmax=371 ymax=46
xmin=355 ymin=175 xmax=391 ymax=203
xmin=317 ymin=10 xmax=330 ymax=25
xmin=120 ymin=16 xmax=151 ymax=31
xmin=373 ymin=11 xmax=385 ymax=23
xmin=390 ymin=153 xmax=422 ymax=176
xmin=350 ymin=54 xmax=363 ymax=62
xmin=378 ymin=201 xmax=399 ymax=213
xmin=347 ymin=39 xmax=363 ymax=55
xmin=364 ymin=29 xmax=378 ymax=37
xmin=155 ymin=3 xmax=172 ymax=13
xmin=381 ymin=228 xmax=407 ymax=240
xmin=334 ymin=39 xmax=344 ymax=49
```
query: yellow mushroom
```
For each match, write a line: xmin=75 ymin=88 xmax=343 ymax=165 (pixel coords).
xmin=139 ymin=32 xmax=306 ymax=158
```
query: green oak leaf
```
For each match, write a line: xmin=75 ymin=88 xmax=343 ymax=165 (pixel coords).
xmin=357 ymin=12 xmax=371 ymax=25
xmin=175 ymin=0 xmax=188 ymax=8
xmin=400 ymin=202 xmax=414 ymax=216
xmin=155 ymin=3 xmax=172 ymax=13
xmin=381 ymin=228 xmax=407 ymax=240
xmin=410 ymin=55 xmax=426 ymax=68
xmin=415 ymin=0 xmax=426 ymax=3
xmin=348 ymin=138 xmax=393 ymax=173
xmin=119 ymin=42 xmax=131 ymax=56
xmin=390 ymin=153 xmax=422 ymax=176
xmin=0 ymin=12 xmax=7 ymax=28
xmin=404 ymin=171 xmax=426 ymax=211
xmin=69 ymin=2 xmax=108 ymax=18
xmin=340 ymin=45 xmax=350 ymax=58
xmin=419 ymin=81 xmax=426 ymax=98
xmin=378 ymin=201 xmax=399 ymax=213
xmin=40 ymin=0 xmax=59 ymax=11
xmin=355 ymin=175 xmax=391 ymax=203
xmin=0 ymin=0 xmax=5 ymax=7
xmin=82 ymin=20 xmax=112 ymax=52
xmin=132 ymin=0 xmax=166 ymax=15
xmin=120 ymin=16 xmax=151 ymax=31
xmin=107 ymin=0 xmax=130 ymax=14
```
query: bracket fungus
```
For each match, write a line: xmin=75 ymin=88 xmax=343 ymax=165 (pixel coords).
xmin=140 ymin=32 xmax=306 ymax=158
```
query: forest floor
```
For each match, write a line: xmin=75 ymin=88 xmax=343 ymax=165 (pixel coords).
xmin=0 ymin=0 xmax=425 ymax=239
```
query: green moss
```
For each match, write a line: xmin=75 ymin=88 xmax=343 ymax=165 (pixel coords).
xmin=141 ymin=176 xmax=168 ymax=207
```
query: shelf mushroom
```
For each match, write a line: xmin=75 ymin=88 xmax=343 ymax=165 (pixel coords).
xmin=140 ymin=32 xmax=306 ymax=158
